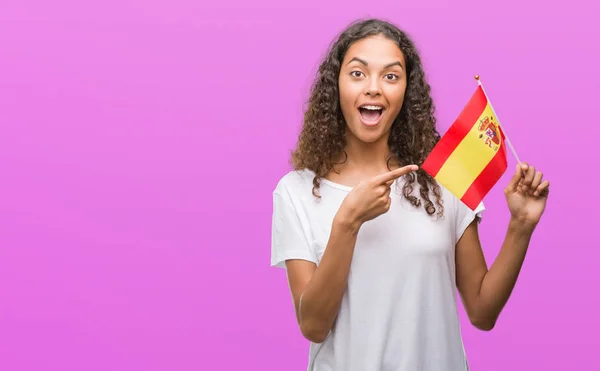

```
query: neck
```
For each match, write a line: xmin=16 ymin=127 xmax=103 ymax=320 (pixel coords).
xmin=342 ymin=132 xmax=395 ymax=171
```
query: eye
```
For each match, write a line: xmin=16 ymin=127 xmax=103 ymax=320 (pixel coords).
xmin=384 ymin=73 xmax=399 ymax=80
xmin=350 ymin=71 xmax=364 ymax=78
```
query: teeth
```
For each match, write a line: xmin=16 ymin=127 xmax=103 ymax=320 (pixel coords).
xmin=361 ymin=105 xmax=383 ymax=110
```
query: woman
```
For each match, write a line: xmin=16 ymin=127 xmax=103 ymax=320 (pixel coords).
xmin=270 ymin=18 xmax=549 ymax=371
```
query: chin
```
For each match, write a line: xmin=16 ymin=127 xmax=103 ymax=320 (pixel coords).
xmin=358 ymin=132 xmax=385 ymax=143
xmin=348 ymin=123 xmax=390 ymax=143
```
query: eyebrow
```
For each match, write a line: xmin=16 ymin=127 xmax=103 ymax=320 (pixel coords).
xmin=347 ymin=57 xmax=404 ymax=69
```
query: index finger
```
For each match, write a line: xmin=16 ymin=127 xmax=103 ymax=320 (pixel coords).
xmin=506 ymin=162 xmax=526 ymax=192
xmin=373 ymin=165 xmax=419 ymax=184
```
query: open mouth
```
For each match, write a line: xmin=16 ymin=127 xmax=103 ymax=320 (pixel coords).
xmin=358 ymin=105 xmax=384 ymax=125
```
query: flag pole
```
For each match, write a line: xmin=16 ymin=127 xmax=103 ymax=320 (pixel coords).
xmin=474 ymin=75 xmax=522 ymax=165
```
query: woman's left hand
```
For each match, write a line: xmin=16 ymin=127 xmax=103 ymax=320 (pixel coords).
xmin=504 ymin=162 xmax=550 ymax=226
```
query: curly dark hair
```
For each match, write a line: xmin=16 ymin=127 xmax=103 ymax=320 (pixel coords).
xmin=291 ymin=18 xmax=444 ymax=217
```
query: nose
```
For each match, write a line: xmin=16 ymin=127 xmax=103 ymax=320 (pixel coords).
xmin=365 ymin=77 xmax=382 ymax=97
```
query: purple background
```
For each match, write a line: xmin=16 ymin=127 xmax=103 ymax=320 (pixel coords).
xmin=1 ymin=0 xmax=598 ymax=370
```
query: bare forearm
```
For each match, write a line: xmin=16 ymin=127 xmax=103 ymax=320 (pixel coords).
xmin=299 ymin=213 xmax=359 ymax=342
xmin=476 ymin=218 xmax=535 ymax=327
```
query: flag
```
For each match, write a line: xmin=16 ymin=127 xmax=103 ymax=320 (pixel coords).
xmin=422 ymin=85 xmax=508 ymax=210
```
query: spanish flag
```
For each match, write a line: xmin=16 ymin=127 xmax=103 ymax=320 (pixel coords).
xmin=422 ymin=85 xmax=508 ymax=210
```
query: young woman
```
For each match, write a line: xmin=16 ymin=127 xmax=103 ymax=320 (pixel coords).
xmin=270 ymin=18 xmax=550 ymax=371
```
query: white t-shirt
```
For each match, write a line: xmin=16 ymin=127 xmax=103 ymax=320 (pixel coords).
xmin=271 ymin=169 xmax=485 ymax=371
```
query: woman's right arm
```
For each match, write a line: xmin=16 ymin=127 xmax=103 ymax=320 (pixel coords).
xmin=285 ymin=165 xmax=419 ymax=343
xmin=286 ymin=212 xmax=360 ymax=343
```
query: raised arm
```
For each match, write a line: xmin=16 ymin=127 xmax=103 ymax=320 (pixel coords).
xmin=455 ymin=162 xmax=550 ymax=330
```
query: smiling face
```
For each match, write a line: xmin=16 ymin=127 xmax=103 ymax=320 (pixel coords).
xmin=338 ymin=34 xmax=407 ymax=144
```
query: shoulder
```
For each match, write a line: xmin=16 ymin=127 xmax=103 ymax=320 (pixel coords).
xmin=437 ymin=183 xmax=485 ymax=216
xmin=273 ymin=169 xmax=316 ymax=200
xmin=406 ymin=180 xmax=485 ymax=243
xmin=431 ymin=181 xmax=485 ymax=241
xmin=406 ymin=176 xmax=486 ymax=221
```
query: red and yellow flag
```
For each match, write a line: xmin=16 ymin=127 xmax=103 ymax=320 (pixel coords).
xmin=422 ymin=86 xmax=508 ymax=210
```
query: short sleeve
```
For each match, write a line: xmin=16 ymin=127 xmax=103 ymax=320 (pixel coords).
xmin=271 ymin=190 xmax=317 ymax=269
xmin=455 ymin=199 xmax=486 ymax=243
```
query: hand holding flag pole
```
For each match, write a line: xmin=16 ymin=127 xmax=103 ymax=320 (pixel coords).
xmin=421 ymin=75 xmax=549 ymax=212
